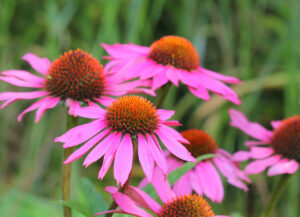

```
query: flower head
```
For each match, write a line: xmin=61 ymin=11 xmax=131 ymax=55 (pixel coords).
xmin=95 ymin=168 xmax=229 ymax=217
xmin=55 ymin=95 xmax=195 ymax=186
xmin=102 ymin=35 xmax=241 ymax=104
xmin=140 ymin=129 xmax=249 ymax=203
xmin=0 ymin=49 xmax=154 ymax=122
xmin=229 ymin=109 xmax=300 ymax=176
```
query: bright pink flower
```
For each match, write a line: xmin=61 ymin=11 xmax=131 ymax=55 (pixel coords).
xmin=55 ymin=95 xmax=195 ymax=186
xmin=0 ymin=49 xmax=154 ymax=123
xmin=102 ymin=35 xmax=241 ymax=104
xmin=229 ymin=109 xmax=300 ymax=176
xmin=95 ymin=168 xmax=229 ymax=217
xmin=140 ymin=129 xmax=250 ymax=203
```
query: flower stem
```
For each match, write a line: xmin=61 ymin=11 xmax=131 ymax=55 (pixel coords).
xmin=261 ymin=174 xmax=291 ymax=217
xmin=62 ymin=115 xmax=78 ymax=217
xmin=104 ymin=138 xmax=136 ymax=217
xmin=155 ymin=82 xmax=172 ymax=108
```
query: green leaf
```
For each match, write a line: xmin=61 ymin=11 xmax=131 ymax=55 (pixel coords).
xmin=78 ymin=178 xmax=108 ymax=214
xmin=56 ymin=200 xmax=93 ymax=217
xmin=143 ymin=153 xmax=215 ymax=198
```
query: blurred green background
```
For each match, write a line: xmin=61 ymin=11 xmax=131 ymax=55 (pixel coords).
xmin=0 ymin=0 xmax=299 ymax=217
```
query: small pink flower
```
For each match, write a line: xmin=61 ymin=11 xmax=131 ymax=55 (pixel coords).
xmin=102 ymin=35 xmax=241 ymax=104
xmin=229 ymin=109 xmax=300 ymax=176
xmin=140 ymin=129 xmax=250 ymax=203
xmin=55 ymin=95 xmax=195 ymax=186
xmin=0 ymin=49 xmax=154 ymax=122
xmin=95 ymin=168 xmax=229 ymax=217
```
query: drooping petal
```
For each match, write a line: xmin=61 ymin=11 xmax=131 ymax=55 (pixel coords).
xmin=125 ymin=186 xmax=161 ymax=214
xmin=70 ymin=104 xmax=106 ymax=119
xmin=156 ymin=109 xmax=175 ymax=121
xmin=138 ymin=134 xmax=154 ymax=181
xmin=244 ymin=155 xmax=281 ymax=174
xmin=155 ymin=128 xmax=195 ymax=162
xmin=22 ymin=53 xmax=51 ymax=75
xmin=249 ymin=147 xmax=274 ymax=159
xmin=64 ymin=129 xmax=110 ymax=164
xmin=83 ymin=132 xmax=116 ymax=167
xmin=232 ymin=151 xmax=251 ymax=162
xmin=229 ymin=109 xmax=273 ymax=142
xmin=17 ymin=95 xmax=59 ymax=122
xmin=151 ymin=167 xmax=176 ymax=204
xmin=114 ymin=134 xmax=133 ymax=186
xmin=166 ymin=67 xmax=180 ymax=86
xmin=195 ymin=161 xmax=224 ymax=203
xmin=152 ymin=68 xmax=169 ymax=90
xmin=190 ymin=170 xmax=203 ymax=195
xmin=111 ymin=192 xmax=154 ymax=217
xmin=0 ymin=91 xmax=49 ymax=108
xmin=146 ymin=134 xmax=168 ymax=174
xmin=0 ymin=76 xmax=43 ymax=88
xmin=271 ymin=120 xmax=282 ymax=129
xmin=173 ymin=172 xmax=193 ymax=196
xmin=2 ymin=70 xmax=44 ymax=84
xmin=55 ymin=119 xmax=106 ymax=148
xmin=198 ymin=67 xmax=241 ymax=84
xmin=267 ymin=159 xmax=299 ymax=176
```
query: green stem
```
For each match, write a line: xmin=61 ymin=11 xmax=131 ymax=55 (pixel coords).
xmin=155 ymin=82 xmax=172 ymax=108
xmin=105 ymin=138 xmax=137 ymax=217
xmin=62 ymin=115 xmax=78 ymax=217
xmin=261 ymin=174 xmax=291 ymax=217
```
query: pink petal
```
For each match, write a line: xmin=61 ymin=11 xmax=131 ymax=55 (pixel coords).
xmin=94 ymin=209 xmax=123 ymax=216
xmin=232 ymin=151 xmax=251 ymax=162
xmin=101 ymin=43 xmax=150 ymax=59
xmin=158 ymin=125 xmax=189 ymax=144
xmin=17 ymin=96 xmax=59 ymax=122
xmin=83 ymin=132 xmax=115 ymax=167
xmin=196 ymin=161 xmax=224 ymax=203
xmin=138 ymin=134 xmax=154 ymax=181
xmin=199 ymin=67 xmax=241 ymax=84
xmin=173 ymin=172 xmax=192 ymax=196
xmin=245 ymin=140 xmax=269 ymax=146
xmin=196 ymin=73 xmax=241 ymax=104
xmin=0 ymin=91 xmax=49 ymax=109
xmin=111 ymin=192 xmax=154 ymax=217
xmin=213 ymin=156 xmax=248 ymax=191
xmin=125 ymin=186 xmax=161 ymax=214
xmin=245 ymin=155 xmax=281 ymax=174
xmin=188 ymin=86 xmax=210 ymax=100
xmin=190 ymin=170 xmax=203 ymax=195
xmin=267 ymin=159 xmax=299 ymax=176
xmin=64 ymin=129 xmax=110 ymax=164
xmin=22 ymin=53 xmax=51 ymax=75
xmin=2 ymin=70 xmax=44 ymax=84
xmin=151 ymin=167 xmax=175 ymax=203
xmin=56 ymin=120 xmax=106 ymax=148
xmin=229 ymin=109 xmax=273 ymax=142
xmin=156 ymin=109 xmax=175 ymax=121
xmin=0 ymin=76 xmax=43 ymax=88
xmin=249 ymin=147 xmax=274 ymax=159
xmin=34 ymin=96 xmax=60 ymax=123
xmin=271 ymin=120 xmax=282 ymax=129
xmin=114 ymin=134 xmax=133 ymax=185
xmin=161 ymin=120 xmax=181 ymax=126
xmin=155 ymin=128 xmax=195 ymax=162
xmin=69 ymin=104 xmax=105 ymax=119
xmin=146 ymin=134 xmax=168 ymax=174
xmin=98 ymin=132 xmax=122 ymax=180
xmin=152 ymin=68 xmax=169 ymax=90
xmin=166 ymin=67 xmax=180 ymax=86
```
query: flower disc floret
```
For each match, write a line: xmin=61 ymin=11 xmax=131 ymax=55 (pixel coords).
xmin=45 ymin=49 xmax=105 ymax=101
xmin=159 ymin=194 xmax=215 ymax=217
xmin=181 ymin=129 xmax=217 ymax=158
xmin=105 ymin=95 xmax=159 ymax=135
xmin=271 ymin=116 xmax=300 ymax=162
xmin=149 ymin=36 xmax=200 ymax=71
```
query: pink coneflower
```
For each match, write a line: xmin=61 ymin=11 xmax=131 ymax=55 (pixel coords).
xmin=95 ymin=168 xmax=229 ymax=217
xmin=229 ymin=109 xmax=299 ymax=176
xmin=102 ymin=35 xmax=241 ymax=104
xmin=140 ymin=129 xmax=250 ymax=203
xmin=55 ymin=95 xmax=195 ymax=186
xmin=0 ymin=49 xmax=154 ymax=122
